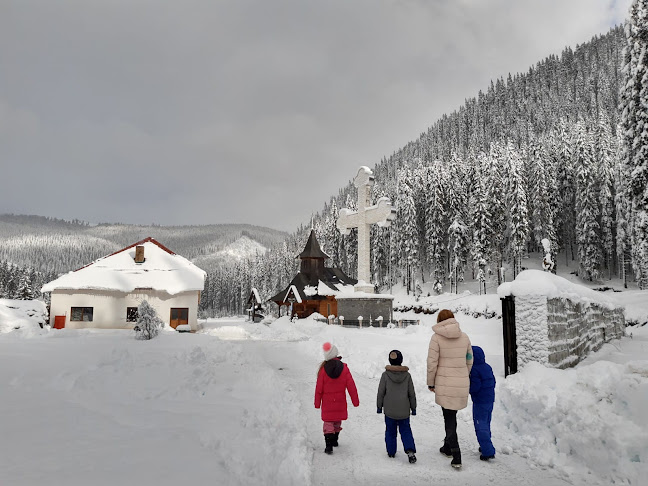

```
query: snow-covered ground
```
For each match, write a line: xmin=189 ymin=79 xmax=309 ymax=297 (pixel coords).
xmin=1 ymin=288 xmax=646 ymax=485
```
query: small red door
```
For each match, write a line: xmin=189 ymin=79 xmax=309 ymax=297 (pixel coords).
xmin=54 ymin=315 xmax=66 ymax=329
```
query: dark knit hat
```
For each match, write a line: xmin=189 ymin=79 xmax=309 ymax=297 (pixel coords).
xmin=389 ymin=349 xmax=403 ymax=366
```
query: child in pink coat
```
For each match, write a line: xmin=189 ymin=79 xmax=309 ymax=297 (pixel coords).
xmin=314 ymin=342 xmax=360 ymax=454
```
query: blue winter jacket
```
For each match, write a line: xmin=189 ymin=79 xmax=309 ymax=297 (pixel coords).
xmin=469 ymin=346 xmax=496 ymax=404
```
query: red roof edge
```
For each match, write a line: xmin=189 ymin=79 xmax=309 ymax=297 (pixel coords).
xmin=73 ymin=237 xmax=177 ymax=272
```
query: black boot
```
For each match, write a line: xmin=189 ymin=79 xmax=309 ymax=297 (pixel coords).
xmin=451 ymin=448 xmax=462 ymax=468
xmin=324 ymin=434 xmax=335 ymax=454
xmin=439 ymin=443 xmax=452 ymax=457
xmin=406 ymin=450 xmax=417 ymax=464
xmin=332 ymin=432 xmax=339 ymax=447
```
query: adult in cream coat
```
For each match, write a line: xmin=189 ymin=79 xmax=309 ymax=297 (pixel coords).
xmin=427 ymin=309 xmax=473 ymax=468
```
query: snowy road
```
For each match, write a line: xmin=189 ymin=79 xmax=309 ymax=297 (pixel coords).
xmin=254 ymin=339 xmax=574 ymax=486
xmin=1 ymin=315 xmax=646 ymax=485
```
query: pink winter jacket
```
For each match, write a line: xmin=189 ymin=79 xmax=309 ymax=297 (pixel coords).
xmin=315 ymin=359 xmax=360 ymax=422
xmin=427 ymin=318 xmax=473 ymax=410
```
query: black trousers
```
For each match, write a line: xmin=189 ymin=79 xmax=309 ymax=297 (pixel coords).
xmin=442 ymin=407 xmax=459 ymax=449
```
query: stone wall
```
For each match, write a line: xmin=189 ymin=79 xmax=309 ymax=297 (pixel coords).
xmin=545 ymin=298 xmax=625 ymax=369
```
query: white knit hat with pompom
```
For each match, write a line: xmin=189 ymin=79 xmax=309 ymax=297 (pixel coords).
xmin=322 ymin=342 xmax=339 ymax=361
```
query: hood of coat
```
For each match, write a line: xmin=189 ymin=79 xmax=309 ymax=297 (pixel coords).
xmin=472 ymin=345 xmax=486 ymax=364
xmin=432 ymin=317 xmax=463 ymax=338
xmin=324 ymin=358 xmax=344 ymax=378
xmin=385 ymin=365 xmax=409 ymax=383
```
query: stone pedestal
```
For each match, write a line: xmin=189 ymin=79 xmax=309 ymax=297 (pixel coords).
xmin=336 ymin=293 xmax=394 ymax=326
xmin=354 ymin=281 xmax=375 ymax=294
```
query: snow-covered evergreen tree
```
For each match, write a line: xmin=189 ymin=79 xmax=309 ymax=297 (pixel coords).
xmin=425 ymin=161 xmax=448 ymax=286
xmin=503 ymin=142 xmax=529 ymax=277
xmin=620 ymin=0 xmax=648 ymax=289
xmin=597 ymin=115 xmax=616 ymax=278
xmin=395 ymin=169 xmax=418 ymax=293
xmin=554 ymin=119 xmax=577 ymax=264
xmin=448 ymin=216 xmax=469 ymax=290
xmin=134 ymin=300 xmax=163 ymax=340
xmin=528 ymin=138 xmax=557 ymax=250
xmin=341 ymin=193 xmax=358 ymax=279
xmin=615 ymin=145 xmax=632 ymax=286
xmin=15 ymin=271 xmax=33 ymax=300
xmin=574 ymin=120 xmax=602 ymax=280
xmin=469 ymin=154 xmax=492 ymax=275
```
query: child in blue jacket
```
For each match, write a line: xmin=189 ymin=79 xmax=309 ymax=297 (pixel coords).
xmin=469 ymin=346 xmax=496 ymax=460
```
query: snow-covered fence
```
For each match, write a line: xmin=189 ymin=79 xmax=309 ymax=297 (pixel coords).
xmin=335 ymin=318 xmax=419 ymax=328
xmin=499 ymin=270 xmax=625 ymax=372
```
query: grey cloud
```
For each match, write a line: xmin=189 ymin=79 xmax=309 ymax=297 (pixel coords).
xmin=0 ymin=0 xmax=632 ymax=231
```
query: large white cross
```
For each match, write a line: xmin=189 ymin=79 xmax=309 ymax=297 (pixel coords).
xmin=337 ymin=166 xmax=396 ymax=293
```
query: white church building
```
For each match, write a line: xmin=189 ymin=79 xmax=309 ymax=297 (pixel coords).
xmin=42 ymin=237 xmax=206 ymax=331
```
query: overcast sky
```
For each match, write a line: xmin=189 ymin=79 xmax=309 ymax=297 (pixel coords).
xmin=0 ymin=0 xmax=632 ymax=232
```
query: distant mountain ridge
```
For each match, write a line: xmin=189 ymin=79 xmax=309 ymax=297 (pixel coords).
xmin=0 ymin=213 xmax=286 ymax=275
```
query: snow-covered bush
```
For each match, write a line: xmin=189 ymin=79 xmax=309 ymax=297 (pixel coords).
xmin=134 ymin=300 xmax=163 ymax=340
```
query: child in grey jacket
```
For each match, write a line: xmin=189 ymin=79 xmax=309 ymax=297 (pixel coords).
xmin=377 ymin=350 xmax=417 ymax=463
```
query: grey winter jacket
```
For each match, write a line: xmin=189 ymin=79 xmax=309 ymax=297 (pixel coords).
xmin=376 ymin=365 xmax=417 ymax=420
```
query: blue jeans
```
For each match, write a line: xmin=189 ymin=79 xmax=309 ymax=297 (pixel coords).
xmin=385 ymin=416 xmax=416 ymax=455
xmin=473 ymin=402 xmax=495 ymax=456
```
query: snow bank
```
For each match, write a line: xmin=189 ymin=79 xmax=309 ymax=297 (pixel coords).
xmin=394 ymin=291 xmax=502 ymax=319
xmin=498 ymin=360 xmax=648 ymax=484
xmin=0 ymin=299 xmax=48 ymax=335
xmin=611 ymin=290 xmax=648 ymax=325
xmin=200 ymin=315 xmax=328 ymax=342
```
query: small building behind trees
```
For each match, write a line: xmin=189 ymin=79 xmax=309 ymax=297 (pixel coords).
xmin=269 ymin=230 xmax=356 ymax=319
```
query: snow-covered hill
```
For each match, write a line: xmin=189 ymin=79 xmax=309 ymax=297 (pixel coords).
xmin=190 ymin=236 xmax=267 ymax=272
xmin=0 ymin=213 xmax=286 ymax=274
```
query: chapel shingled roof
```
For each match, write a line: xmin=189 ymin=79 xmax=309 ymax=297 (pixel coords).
xmin=297 ymin=230 xmax=330 ymax=259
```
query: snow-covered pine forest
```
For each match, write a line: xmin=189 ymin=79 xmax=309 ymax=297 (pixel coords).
xmin=203 ymin=24 xmax=647 ymax=313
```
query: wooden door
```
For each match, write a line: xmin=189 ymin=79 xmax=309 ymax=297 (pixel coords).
xmin=170 ymin=308 xmax=189 ymax=329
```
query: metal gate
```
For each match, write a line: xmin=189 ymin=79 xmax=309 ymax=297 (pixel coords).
xmin=501 ymin=295 xmax=517 ymax=377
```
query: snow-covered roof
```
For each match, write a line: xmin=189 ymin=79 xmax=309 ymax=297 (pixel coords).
xmin=251 ymin=288 xmax=261 ymax=303
xmin=497 ymin=270 xmax=619 ymax=308
xmin=41 ymin=237 xmax=206 ymax=295
xmin=284 ymin=285 xmax=303 ymax=304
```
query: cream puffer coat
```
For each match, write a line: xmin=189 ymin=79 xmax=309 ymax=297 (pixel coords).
xmin=427 ymin=317 xmax=474 ymax=410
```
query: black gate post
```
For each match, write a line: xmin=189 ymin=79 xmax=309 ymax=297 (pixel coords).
xmin=501 ymin=295 xmax=517 ymax=377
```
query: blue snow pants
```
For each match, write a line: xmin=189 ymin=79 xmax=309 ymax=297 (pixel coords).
xmin=385 ymin=416 xmax=416 ymax=456
xmin=473 ymin=402 xmax=496 ymax=457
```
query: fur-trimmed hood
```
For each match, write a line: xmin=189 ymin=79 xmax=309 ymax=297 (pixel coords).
xmin=432 ymin=317 xmax=463 ymax=339
xmin=384 ymin=365 xmax=410 ymax=383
